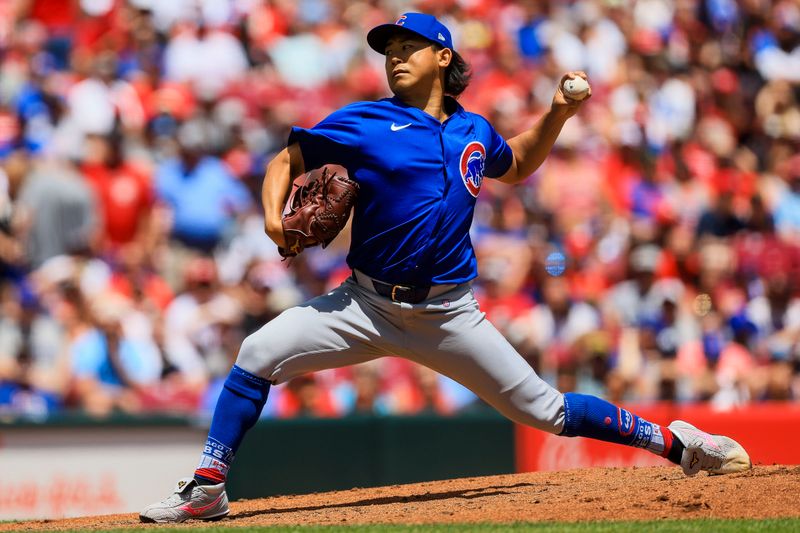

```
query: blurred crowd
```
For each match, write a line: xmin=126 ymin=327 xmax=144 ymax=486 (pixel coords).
xmin=0 ymin=0 xmax=799 ymax=420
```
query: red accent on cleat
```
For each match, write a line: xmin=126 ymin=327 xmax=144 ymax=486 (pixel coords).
xmin=661 ymin=426 xmax=675 ymax=458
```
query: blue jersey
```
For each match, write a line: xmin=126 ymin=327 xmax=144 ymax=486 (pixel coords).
xmin=288 ymin=96 xmax=513 ymax=286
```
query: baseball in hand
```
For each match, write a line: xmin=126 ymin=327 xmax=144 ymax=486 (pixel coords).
xmin=562 ymin=76 xmax=590 ymax=101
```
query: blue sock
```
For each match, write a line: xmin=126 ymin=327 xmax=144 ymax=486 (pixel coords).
xmin=194 ymin=365 xmax=270 ymax=484
xmin=559 ymin=392 xmax=672 ymax=457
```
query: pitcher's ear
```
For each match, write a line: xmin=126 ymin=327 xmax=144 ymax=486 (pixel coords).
xmin=438 ymin=47 xmax=453 ymax=68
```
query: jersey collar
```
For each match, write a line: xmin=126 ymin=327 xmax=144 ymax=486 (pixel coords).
xmin=388 ymin=95 xmax=465 ymax=124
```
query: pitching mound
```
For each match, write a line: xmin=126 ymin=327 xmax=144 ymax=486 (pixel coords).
xmin=4 ymin=465 xmax=800 ymax=530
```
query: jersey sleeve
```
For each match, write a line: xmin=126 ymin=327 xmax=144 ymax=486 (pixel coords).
xmin=482 ymin=120 xmax=514 ymax=178
xmin=287 ymin=105 xmax=363 ymax=171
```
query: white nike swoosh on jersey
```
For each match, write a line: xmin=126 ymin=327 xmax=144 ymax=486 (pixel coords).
xmin=390 ymin=123 xmax=412 ymax=131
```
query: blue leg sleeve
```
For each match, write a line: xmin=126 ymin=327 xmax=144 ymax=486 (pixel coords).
xmin=559 ymin=392 xmax=664 ymax=452
xmin=195 ymin=365 xmax=271 ymax=482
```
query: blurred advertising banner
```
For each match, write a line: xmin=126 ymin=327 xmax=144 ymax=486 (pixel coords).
xmin=0 ymin=424 xmax=205 ymax=520
xmin=0 ymin=413 xmax=516 ymax=519
xmin=516 ymin=403 xmax=800 ymax=472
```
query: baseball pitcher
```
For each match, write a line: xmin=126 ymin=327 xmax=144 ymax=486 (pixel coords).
xmin=140 ymin=12 xmax=750 ymax=523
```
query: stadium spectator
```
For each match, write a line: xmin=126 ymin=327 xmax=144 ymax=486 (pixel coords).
xmin=511 ymin=275 xmax=601 ymax=386
xmin=162 ymin=256 xmax=242 ymax=384
xmin=0 ymin=280 xmax=64 ymax=416
xmin=16 ymin=156 xmax=98 ymax=268
xmin=80 ymin=133 xmax=156 ymax=255
xmin=68 ymin=290 xmax=163 ymax=416
xmin=155 ymin=120 xmax=253 ymax=253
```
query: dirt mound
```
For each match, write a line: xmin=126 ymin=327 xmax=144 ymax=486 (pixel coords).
xmin=4 ymin=465 xmax=799 ymax=531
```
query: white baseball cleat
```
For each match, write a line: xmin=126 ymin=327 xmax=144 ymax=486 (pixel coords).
xmin=139 ymin=477 xmax=229 ymax=523
xmin=668 ymin=420 xmax=752 ymax=476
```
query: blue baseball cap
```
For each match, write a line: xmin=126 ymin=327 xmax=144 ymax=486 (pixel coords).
xmin=367 ymin=12 xmax=454 ymax=54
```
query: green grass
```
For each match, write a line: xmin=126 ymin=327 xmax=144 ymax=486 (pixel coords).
xmin=6 ymin=519 xmax=797 ymax=533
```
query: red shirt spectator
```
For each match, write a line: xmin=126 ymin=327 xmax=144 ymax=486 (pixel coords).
xmin=81 ymin=136 xmax=154 ymax=248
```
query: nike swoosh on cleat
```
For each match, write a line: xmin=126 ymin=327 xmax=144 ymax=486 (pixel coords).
xmin=390 ymin=123 xmax=412 ymax=131
xmin=180 ymin=494 xmax=224 ymax=516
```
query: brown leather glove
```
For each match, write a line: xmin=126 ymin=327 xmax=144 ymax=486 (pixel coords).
xmin=278 ymin=166 xmax=359 ymax=258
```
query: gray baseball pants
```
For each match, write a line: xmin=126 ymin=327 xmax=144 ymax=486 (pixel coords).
xmin=235 ymin=270 xmax=566 ymax=433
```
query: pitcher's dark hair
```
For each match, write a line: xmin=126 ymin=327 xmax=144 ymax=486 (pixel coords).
xmin=438 ymin=47 xmax=471 ymax=97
